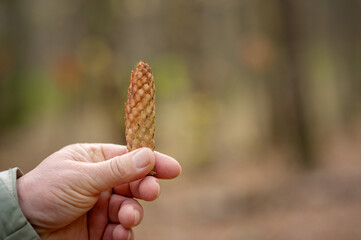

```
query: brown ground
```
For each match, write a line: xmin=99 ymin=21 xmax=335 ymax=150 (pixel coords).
xmin=137 ymin=131 xmax=361 ymax=240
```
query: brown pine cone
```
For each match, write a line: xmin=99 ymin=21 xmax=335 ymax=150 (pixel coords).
xmin=125 ymin=60 xmax=156 ymax=157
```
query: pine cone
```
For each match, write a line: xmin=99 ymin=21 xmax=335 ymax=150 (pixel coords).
xmin=125 ymin=60 xmax=156 ymax=157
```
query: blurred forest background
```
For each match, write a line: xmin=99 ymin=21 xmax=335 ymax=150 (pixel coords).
xmin=1 ymin=0 xmax=361 ymax=239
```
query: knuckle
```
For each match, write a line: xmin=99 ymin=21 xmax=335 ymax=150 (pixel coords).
xmin=109 ymin=156 xmax=131 ymax=181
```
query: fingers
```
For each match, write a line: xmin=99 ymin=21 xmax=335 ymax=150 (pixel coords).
xmin=112 ymin=152 xmax=180 ymax=200
xmin=113 ymin=176 xmax=160 ymax=201
xmin=131 ymin=177 xmax=160 ymax=201
xmin=117 ymin=200 xmax=142 ymax=228
xmin=113 ymin=225 xmax=134 ymax=240
xmin=104 ymin=194 xmax=140 ymax=240
xmin=103 ymin=224 xmax=133 ymax=240
xmin=73 ymin=144 xmax=181 ymax=197
xmin=88 ymin=190 xmax=112 ymax=240
xmin=153 ymin=151 xmax=182 ymax=179
xmin=85 ymin=148 xmax=155 ymax=193
xmin=108 ymin=195 xmax=143 ymax=228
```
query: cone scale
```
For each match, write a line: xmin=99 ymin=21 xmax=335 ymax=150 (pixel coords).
xmin=125 ymin=61 xmax=156 ymax=175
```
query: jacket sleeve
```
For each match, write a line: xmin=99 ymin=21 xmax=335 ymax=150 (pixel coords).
xmin=0 ymin=168 xmax=40 ymax=240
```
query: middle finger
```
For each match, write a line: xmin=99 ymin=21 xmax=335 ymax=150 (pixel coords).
xmin=108 ymin=194 xmax=143 ymax=228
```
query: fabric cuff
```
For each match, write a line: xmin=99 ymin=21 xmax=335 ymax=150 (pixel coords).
xmin=0 ymin=168 xmax=40 ymax=240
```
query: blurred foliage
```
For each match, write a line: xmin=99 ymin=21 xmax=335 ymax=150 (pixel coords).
xmin=152 ymin=54 xmax=190 ymax=99
xmin=0 ymin=0 xmax=361 ymax=171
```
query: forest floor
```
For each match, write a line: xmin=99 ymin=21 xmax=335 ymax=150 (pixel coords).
xmin=137 ymin=129 xmax=361 ymax=240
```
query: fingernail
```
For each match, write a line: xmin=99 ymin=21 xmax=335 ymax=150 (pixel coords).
xmin=134 ymin=209 xmax=140 ymax=225
xmin=154 ymin=178 xmax=161 ymax=197
xmin=132 ymin=148 xmax=150 ymax=169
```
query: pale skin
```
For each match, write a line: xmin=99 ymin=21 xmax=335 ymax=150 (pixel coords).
xmin=16 ymin=144 xmax=181 ymax=240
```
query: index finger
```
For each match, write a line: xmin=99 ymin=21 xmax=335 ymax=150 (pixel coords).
xmin=153 ymin=151 xmax=181 ymax=179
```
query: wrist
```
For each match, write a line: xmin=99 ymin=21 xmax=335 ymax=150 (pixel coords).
xmin=17 ymin=176 xmax=31 ymax=222
xmin=17 ymin=173 xmax=41 ymax=231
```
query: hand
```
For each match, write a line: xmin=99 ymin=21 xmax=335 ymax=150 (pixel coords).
xmin=16 ymin=143 xmax=181 ymax=240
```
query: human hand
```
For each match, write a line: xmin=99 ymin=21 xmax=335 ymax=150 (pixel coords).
xmin=16 ymin=144 xmax=181 ymax=240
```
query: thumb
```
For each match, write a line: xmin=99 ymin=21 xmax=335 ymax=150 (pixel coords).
xmin=85 ymin=148 xmax=155 ymax=193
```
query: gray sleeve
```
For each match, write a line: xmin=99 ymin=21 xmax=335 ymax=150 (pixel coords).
xmin=0 ymin=168 xmax=40 ymax=240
